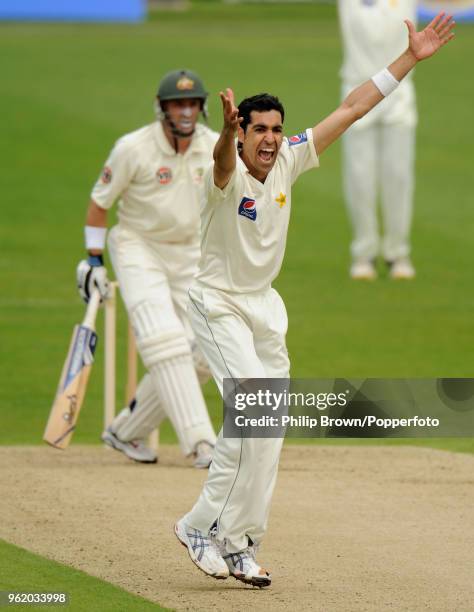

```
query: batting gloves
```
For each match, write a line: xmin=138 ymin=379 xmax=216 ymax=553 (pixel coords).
xmin=77 ymin=254 xmax=109 ymax=303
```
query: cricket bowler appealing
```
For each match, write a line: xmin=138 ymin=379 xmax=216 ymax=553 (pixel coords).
xmin=338 ymin=0 xmax=418 ymax=280
xmin=174 ymin=14 xmax=455 ymax=586
xmin=76 ymin=70 xmax=219 ymax=467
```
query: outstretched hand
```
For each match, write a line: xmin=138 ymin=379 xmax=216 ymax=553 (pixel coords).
xmin=219 ymin=88 xmax=242 ymax=132
xmin=405 ymin=11 xmax=455 ymax=61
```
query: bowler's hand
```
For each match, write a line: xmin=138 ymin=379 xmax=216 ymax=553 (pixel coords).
xmin=219 ymin=88 xmax=242 ymax=133
xmin=405 ymin=11 xmax=455 ymax=61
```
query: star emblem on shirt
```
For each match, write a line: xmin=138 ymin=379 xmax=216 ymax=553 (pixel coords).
xmin=275 ymin=192 xmax=286 ymax=208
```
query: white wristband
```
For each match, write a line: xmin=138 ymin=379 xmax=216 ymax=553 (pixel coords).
xmin=371 ymin=68 xmax=399 ymax=97
xmin=85 ymin=225 xmax=107 ymax=250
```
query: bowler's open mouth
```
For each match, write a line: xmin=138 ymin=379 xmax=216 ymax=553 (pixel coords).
xmin=258 ymin=148 xmax=275 ymax=162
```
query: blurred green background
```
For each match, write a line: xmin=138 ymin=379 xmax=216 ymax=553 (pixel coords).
xmin=1 ymin=2 xmax=472 ymax=452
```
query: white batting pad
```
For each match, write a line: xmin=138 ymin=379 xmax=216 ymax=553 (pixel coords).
xmin=149 ymin=355 xmax=216 ymax=455
xmin=114 ymin=374 xmax=166 ymax=441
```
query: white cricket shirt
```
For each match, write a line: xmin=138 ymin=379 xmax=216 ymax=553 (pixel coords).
xmin=195 ymin=128 xmax=319 ymax=293
xmin=338 ymin=0 xmax=417 ymax=128
xmin=91 ymin=121 xmax=219 ymax=242
xmin=338 ymin=0 xmax=417 ymax=85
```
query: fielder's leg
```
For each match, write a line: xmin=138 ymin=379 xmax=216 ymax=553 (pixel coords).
xmin=380 ymin=122 xmax=416 ymax=277
xmin=342 ymin=122 xmax=379 ymax=278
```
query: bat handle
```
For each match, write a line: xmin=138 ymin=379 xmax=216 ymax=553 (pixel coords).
xmin=83 ymin=289 xmax=102 ymax=329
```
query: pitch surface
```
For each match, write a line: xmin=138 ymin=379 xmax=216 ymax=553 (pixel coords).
xmin=1 ymin=445 xmax=472 ymax=611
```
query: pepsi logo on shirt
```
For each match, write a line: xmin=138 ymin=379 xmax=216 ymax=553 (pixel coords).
xmin=238 ymin=197 xmax=257 ymax=221
xmin=288 ymin=132 xmax=308 ymax=146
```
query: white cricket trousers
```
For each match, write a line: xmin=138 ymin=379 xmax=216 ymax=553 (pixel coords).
xmin=343 ymin=121 xmax=415 ymax=262
xmin=107 ymin=226 xmax=215 ymax=454
xmin=184 ymin=284 xmax=290 ymax=552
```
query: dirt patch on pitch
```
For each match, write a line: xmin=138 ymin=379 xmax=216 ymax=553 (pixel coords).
xmin=0 ymin=445 xmax=473 ymax=611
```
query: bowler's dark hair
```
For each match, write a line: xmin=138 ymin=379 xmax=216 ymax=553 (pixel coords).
xmin=238 ymin=93 xmax=285 ymax=132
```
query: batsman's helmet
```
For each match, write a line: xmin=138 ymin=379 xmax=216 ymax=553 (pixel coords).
xmin=157 ymin=69 xmax=208 ymax=105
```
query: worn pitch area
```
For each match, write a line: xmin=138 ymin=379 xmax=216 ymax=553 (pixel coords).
xmin=0 ymin=445 xmax=472 ymax=611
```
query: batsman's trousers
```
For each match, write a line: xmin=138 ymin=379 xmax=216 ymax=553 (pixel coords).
xmin=107 ymin=225 xmax=215 ymax=453
xmin=184 ymin=283 xmax=289 ymax=552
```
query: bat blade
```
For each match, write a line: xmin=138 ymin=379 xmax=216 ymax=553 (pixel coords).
xmin=44 ymin=291 xmax=101 ymax=449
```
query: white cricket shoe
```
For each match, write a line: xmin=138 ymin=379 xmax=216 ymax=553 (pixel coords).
xmin=193 ymin=440 xmax=214 ymax=469
xmin=350 ymin=259 xmax=377 ymax=280
xmin=389 ymin=257 xmax=416 ymax=280
xmin=101 ymin=427 xmax=157 ymax=464
xmin=222 ymin=546 xmax=271 ymax=587
xmin=174 ymin=519 xmax=229 ymax=579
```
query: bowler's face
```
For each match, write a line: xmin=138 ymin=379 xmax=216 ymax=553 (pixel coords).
xmin=164 ymin=98 xmax=201 ymax=135
xmin=238 ymin=110 xmax=284 ymax=182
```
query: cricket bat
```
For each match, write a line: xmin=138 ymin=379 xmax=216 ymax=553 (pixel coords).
xmin=43 ymin=289 xmax=101 ymax=449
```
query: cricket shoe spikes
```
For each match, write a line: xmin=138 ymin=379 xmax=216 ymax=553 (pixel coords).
xmin=174 ymin=519 xmax=229 ymax=579
xmin=222 ymin=546 xmax=271 ymax=587
xmin=101 ymin=427 xmax=157 ymax=463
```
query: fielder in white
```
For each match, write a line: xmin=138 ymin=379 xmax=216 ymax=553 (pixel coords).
xmin=76 ymin=70 xmax=219 ymax=467
xmin=338 ymin=0 xmax=418 ymax=280
xmin=174 ymin=14 xmax=454 ymax=586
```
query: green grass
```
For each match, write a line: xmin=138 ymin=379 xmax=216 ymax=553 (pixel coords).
xmin=0 ymin=539 xmax=170 ymax=611
xmin=0 ymin=4 xmax=473 ymax=452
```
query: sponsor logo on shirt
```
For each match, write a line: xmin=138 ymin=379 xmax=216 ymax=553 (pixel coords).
xmin=157 ymin=166 xmax=173 ymax=185
xmin=238 ymin=197 xmax=257 ymax=221
xmin=101 ymin=166 xmax=112 ymax=184
xmin=288 ymin=132 xmax=308 ymax=146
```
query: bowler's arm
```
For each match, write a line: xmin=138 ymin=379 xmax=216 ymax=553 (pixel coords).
xmin=213 ymin=88 xmax=242 ymax=189
xmin=313 ymin=12 xmax=455 ymax=156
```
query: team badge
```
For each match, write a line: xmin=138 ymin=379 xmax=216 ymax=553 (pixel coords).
xmin=101 ymin=166 xmax=112 ymax=184
xmin=238 ymin=197 xmax=257 ymax=222
xmin=288 ymin=132 xmax=308 ymax=146
xmin=157 ymin=166 xmax=172 ymax=185
xmin=275 ymin=192 xmax=286 ymax=208
xmin=176 ymin=76 xmax=194 ymax=91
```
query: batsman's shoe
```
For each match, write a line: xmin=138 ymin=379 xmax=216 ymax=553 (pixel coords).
xmin=222 ymin=547 xmax=271 ymax=588
xmin=350 ymin=259 xmax=377 ymax=280
xmin=193 ymin=440 xmax=214 ymax=469
xmin=388 ymin=257 xmax=416 ymax=280
xmin=174 ymin=519 xmax=229 ymax=579
xmin=101 ymin=427 xmax=157 ymax=464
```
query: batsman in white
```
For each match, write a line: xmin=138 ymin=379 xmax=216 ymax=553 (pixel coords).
xmin=174 ymin=14 xmax=454 ymax=586
xmin=76 ymin=70 xmax=219 ymax=467
xmin=338 ymin=0 xmax=418 ymax=280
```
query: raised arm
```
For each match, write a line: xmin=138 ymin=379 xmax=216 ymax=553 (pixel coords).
xmin=313 ymin=12 xmax=455 ymax=156
xmin=213 ymin=88 xmax=242 ymax=189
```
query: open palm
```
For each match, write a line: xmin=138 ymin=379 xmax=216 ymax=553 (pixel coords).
xmin=406 ymin=12 xmax=455 ymax=61
xmin=219 ymin=88 xmax=241 ymax=132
